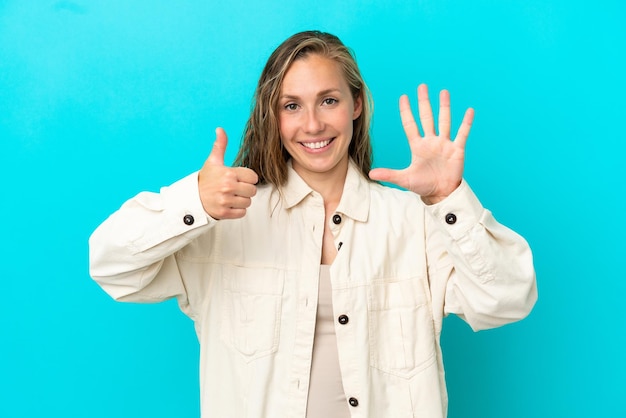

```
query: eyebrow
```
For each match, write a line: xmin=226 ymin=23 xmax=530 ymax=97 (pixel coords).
xmin=280 ymin=88 xmax=342 ymax=100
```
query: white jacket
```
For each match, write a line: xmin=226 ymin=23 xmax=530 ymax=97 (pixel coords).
xmin=89 ymin=160 xmax=537 ymax=417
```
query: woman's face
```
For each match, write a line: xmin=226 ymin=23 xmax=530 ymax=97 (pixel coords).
xmin=278 ymin=54 xmax=362 ymax=182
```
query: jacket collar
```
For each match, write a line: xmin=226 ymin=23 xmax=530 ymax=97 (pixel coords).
xmin=281 ymin=159 xmax=370 ymax=223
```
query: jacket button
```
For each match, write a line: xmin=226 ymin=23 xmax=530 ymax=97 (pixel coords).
xmin=183 ymin=214 xmax=195 ymax=225
xmin=332 ymin=214 xmax=342 ymax=225
xmin=445 ymin=213 xmax=457 ymax=225
xmin=348 ymin=397 xmax=359 ymax=407
xmin=338 ymin=314 xmax=349 ymax=325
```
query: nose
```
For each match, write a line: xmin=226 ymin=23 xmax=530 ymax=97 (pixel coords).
xmin=303 ymin=108 xmax=324 ymax=134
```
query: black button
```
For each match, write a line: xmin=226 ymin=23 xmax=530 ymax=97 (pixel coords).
xmin=183 ymin=214 xmax=195 ymax=225
xmin=445 ymin=213 xmax=457 ymax=225
xmin=338 ymin=314 xmax=349 ymax=325
xmin=348 ymin=397 xmax=359 ymax=407
xmin=332 ymin=214 xmax=342 ymax=225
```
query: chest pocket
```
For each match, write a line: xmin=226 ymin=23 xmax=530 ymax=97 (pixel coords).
xmin=220 ymin=266 xmax=284 ymax=362
xmin=367 ymin=277 xmax=436 ymax=379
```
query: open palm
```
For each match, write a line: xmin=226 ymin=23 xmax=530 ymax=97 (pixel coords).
xmin=369 ymin=84 xmax=474 ymax=204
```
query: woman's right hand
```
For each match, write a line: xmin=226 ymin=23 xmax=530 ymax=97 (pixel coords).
xmin=198 ymin=128 xmax=259 ymax=220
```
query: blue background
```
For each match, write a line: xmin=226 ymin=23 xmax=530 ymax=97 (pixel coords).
xmin=1 ymin=1 xmax=625 ymax=417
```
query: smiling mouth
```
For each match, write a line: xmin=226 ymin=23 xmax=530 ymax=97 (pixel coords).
xmin=301 ymin=138 xmax=334 ymax=150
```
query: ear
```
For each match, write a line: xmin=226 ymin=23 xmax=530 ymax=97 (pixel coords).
xmin=352 ymin=94 xmax=363 ymax=120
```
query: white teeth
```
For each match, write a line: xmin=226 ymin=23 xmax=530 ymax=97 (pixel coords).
xmin=301 ymin=139 xmax=331 ymax=149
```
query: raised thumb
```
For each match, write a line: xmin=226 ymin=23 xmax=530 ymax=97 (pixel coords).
xmin=207 ymin=127 xmax=228 ymax=166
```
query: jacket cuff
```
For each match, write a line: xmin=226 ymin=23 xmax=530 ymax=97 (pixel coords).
xmin=425 ymin=179 xmax=485 ymax=241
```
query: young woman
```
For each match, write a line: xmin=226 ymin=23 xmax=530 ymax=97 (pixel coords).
xmin=90 ymin=31 xmax=537 ymax=417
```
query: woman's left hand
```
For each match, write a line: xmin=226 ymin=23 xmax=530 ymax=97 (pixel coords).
xmin=369 ymin=84 xmax=474 ymax=204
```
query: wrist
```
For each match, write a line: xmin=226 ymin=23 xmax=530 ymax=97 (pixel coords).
xmin=421 ymin=195 xmax=447 ymax=205
xmin=420 ymin=180 xmax=462 ymax=205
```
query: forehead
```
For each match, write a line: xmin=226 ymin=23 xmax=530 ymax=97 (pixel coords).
xmin=280 ymin=54 xmax=349 ymax=95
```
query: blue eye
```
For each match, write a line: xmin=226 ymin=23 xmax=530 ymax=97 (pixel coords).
xmin=284 ymin=103 xmax=298 ymax=111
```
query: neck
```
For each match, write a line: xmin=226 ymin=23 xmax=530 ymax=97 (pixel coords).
xmin=294 ymin=158 xmax=348 ymax=204
xmin=313 ymin=172 xmax=346 ymax=205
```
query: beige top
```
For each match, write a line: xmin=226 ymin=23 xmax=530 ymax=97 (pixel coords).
xmin=306 ymin=265 xmax=351 ymax=418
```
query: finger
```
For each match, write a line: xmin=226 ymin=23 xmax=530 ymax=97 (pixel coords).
xmin=227 ymin=195 xmax=253 ymax=210
xmin=218 ymin=208 xmax=247 ymax=220
xmin=210 ymin=193 xmax=252 ymax=219
xmin=207 ymin=127 xmax=228 ymax=166
xmin=399 ymin=95 xmax=421 ymax=140
xmin=234 ymin=167 xmax=259 ymax=185
xmin=417 ymin=84 xmax=436 ymax=136
xmin=368 ymin=167 xmax=406 ymax=188
xmin=438 ymin=89 xmax=451 ymax=138
xmin=454 ymin=107 xmax=475 ymax=150
xmin=233 ymin=182 xmax=257 ymax=199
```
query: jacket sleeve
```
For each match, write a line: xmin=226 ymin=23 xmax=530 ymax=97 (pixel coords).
xmin=424 ymin=180 xmax=538 ymax=331
xmin=88 ymin=172 xmax=215 ymax=314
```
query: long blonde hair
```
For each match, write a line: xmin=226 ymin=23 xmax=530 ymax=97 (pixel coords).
xmin=234 ymin=31 xmax=373 ymax=186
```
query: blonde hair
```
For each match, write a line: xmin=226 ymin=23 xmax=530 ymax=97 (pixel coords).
xmin=234 ymin=30 xmax=373 ymax=186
